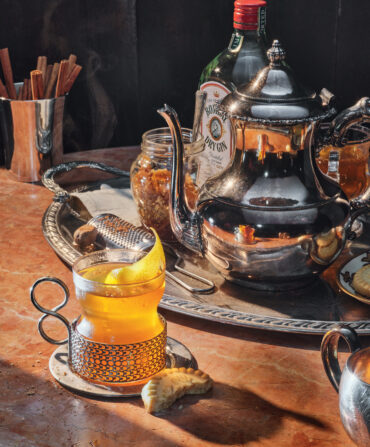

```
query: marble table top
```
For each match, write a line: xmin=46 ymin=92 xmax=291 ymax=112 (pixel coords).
xmin=0 ymin=147 xmax=364 ymax=447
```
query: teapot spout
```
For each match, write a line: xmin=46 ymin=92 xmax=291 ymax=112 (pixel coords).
xmin=157 ymin=104 xmax=203 ymax=254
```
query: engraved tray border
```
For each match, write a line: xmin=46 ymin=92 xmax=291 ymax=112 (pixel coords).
xmin=42 ymin=181 xmax=370 ymax=335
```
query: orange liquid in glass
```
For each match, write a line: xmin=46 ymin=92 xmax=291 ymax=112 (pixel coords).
xmin=75 ymin=262 xmax=165 ymax=345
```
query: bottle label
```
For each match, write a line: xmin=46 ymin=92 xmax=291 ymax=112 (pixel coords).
xmin=228 ymin=33 xmax=244 ymax=52
xmin=197 ymin=82 xmax=233 ymax=186
xmin=258 ymin=7 xmax=266 ymax=34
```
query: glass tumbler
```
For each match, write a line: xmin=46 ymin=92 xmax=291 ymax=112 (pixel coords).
xmin=30 ymin=248 xmax=167 ymax=386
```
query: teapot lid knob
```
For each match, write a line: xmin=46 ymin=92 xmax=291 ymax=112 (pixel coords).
xmin=220 ymin=38 xmax=337 ymax=123
xmin=267 ymin=40 xmax=286 ymax=65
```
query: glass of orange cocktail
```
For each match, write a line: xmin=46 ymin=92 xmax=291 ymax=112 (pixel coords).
xmin=69 ymin=239 xmax=167 ymax=386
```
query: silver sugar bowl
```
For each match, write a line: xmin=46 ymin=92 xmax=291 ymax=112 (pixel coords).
xmin=321 ymin=325 xmax=370 ymax=447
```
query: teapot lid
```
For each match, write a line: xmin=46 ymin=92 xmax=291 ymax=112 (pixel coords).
xmin=221 ymin=40 xmax=337 ymax=124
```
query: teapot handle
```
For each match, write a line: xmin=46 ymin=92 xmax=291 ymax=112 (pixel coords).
xmin=323 ymin=97 xmax=370 ymax=210
xmin=30 ymin=277 xmax=71 ymax=345
xmin=321 ymin=325 xmax=362 ymax=392
xmin=328 ymin=97 xmax=370 ymax=148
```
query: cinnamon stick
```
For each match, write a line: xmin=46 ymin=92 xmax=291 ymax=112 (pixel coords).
xmin=38 ymin=56 xmax=47 ymax=83
xmin=0 ymin=77 xmax=9 ymax=98
xmin=27 ymin=76 xmax=32 ymax=100
xmin=44 ymin=64 xmax=53 ymax=88
xmin=67 ymin=54 xmax=77 ymax=76
xmin=55 ymin=59 xmax=68 ymax=97
xmin=27 ymin=78 xmax=32 ymax=100
xmin=63 ymin=64 xmax=82 ymax=93
xmin=30 ymin=70 xmax=44 ymax=100
xmin=44 ymin=62 xmax=59 ymax=98
xmin=20 ymin=79 xmax=27 ymax=100
xmin=36 ymin=56 xmax=42 ymax=71
xmin=17 ymin=84 xmax=23 ymax=100
xmin=0 ymin=48 xmax=16 ymax=99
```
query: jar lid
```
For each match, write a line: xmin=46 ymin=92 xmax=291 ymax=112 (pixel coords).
xmin=221 ymin=40 xmax=337 ymax=124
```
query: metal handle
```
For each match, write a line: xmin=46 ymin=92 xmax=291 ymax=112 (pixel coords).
xmin=163 ymin=243 xmax=215 ymax=293
xmin=328 ymin=97 xmax=370 ymax=148
xmin=350 ymin=193 xmax=370 ymax=213
xmin=35 ymin=98 xmax=59 ymax=155
xmin=321 ymin=324 xmax=362 ymax=392
xmin=30 ymin=277 xmax=71 ymax=345
xmin=165 ymin=256 xmax=215 ymax=294
xmin=320 ymin=97 xmax=370 ymax=211
xmin=42 ymin=161 xmax=130 ymax=202
xmin=344 ymin=206 xmax=370 ymax=241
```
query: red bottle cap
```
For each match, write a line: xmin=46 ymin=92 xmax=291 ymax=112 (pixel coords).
xmin=234 ymin=0 xmax=266 ymax=31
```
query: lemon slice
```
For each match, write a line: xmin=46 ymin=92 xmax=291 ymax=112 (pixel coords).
xmin=104 ymin=229 xmax=165 ymax=285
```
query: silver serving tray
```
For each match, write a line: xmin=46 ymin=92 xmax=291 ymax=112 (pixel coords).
xmin=42 ymin=162 xmax=370 ymax=335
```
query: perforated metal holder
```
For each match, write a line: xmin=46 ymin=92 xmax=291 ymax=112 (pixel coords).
xmin=48 ymin=336 xmax=197 ymax=397
xmin=30 ymin=277 xmax=197 ymax=397
xmin=69 ymin=318 xmax=167 ymax=385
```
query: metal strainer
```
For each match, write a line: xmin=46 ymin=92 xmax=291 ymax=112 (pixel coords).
xmin=88 ymin=213 xmax=214 ymax=293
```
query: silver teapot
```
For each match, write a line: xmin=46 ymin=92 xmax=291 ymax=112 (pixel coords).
xmin=159 ymin=40 xmax=370 ymax=290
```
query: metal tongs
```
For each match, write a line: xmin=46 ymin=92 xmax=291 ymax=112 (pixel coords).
xmin=88 ymin=213 xmax=215 ymax=294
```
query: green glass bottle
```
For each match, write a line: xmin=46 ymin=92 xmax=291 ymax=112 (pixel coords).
xmin=197 ymin=0 xmax=268 ymax=185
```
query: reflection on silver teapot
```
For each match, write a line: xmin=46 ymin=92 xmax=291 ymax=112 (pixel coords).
xmin=158 ymin=40 xmax=370 ymax=290
xmin=321 ymin=325 xmax=370 ymax=447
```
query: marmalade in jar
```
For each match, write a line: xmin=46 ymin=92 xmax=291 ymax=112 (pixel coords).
xmin=130 ymin=128 xmax=204 ymax=241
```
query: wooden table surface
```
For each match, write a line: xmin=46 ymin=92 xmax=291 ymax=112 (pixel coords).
xmin=0 ymin=148 xmax=365 ymax=447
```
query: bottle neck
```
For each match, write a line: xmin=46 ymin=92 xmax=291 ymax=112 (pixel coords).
xmin=228 ymin=27 xmax=266 ymax=53
xmin=232 ymin=28 xmax=265 ymax=39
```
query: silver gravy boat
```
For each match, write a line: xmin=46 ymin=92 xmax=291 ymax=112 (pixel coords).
xmin=321 ymin=325 xmax=370 ymax=446
xmin=158 ymin=40 xmax=370 ymax=290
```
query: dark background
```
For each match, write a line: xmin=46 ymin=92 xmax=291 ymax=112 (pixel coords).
xmin=0 ymin=0 xmax=368 ymax=153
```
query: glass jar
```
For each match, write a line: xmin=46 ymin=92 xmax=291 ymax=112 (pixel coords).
xmin=130 ymin=128 xmax=204 ymax=241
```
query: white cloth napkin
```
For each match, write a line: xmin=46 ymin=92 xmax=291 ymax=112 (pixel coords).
xmin=72 ymin=184 xmax=141 ymax=226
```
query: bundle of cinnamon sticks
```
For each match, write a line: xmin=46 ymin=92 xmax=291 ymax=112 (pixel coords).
xmin=0 ymin=48 xmax=82 ymax=101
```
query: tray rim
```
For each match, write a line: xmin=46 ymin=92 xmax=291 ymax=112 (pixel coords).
xmin=42 ymin=197 xmax=370 ymax=335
